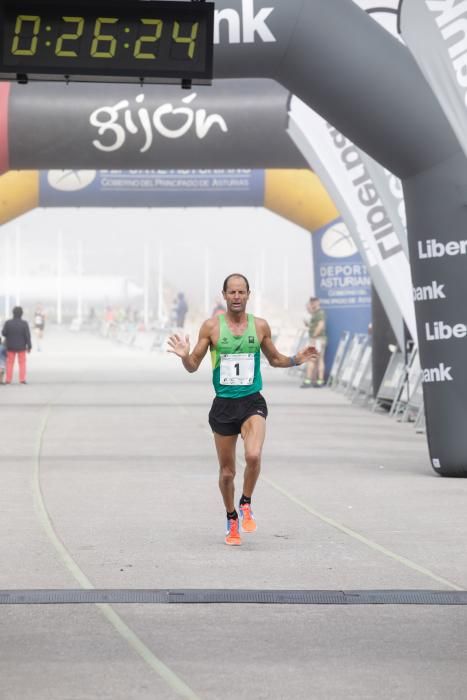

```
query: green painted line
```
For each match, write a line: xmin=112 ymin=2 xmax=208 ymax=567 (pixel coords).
xmin=33 ymin=406 xmax=202 ymax=700
xmin=261 ymin=474 xmax=464 ymax=592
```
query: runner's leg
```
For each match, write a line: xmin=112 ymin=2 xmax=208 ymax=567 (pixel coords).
xmin=213 ymin=433 xmax=238 ymax=513
xmin=240 ymin=415 xmax=266 ymax=498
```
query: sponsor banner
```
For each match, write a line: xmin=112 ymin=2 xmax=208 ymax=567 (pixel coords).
xmin=39 ymin=169 xmax=265 ymax=207
xmin=312 ymin=219 xmax=372 ymax=371
xmin=400 ymin=0 xmax=467 ymax=160
xmin=288 ymin=97 xmax=416 ymax=348
xmin=9 ymin=80 xmax=306 ymax=170
xmin=357 ymin=151 xmax=408 ymax=257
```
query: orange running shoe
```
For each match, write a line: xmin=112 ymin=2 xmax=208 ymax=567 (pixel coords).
xmin=225 ymin=517 xmax=242 ymax=546
xmin=239 ymin=503 xmax=257 ymax=533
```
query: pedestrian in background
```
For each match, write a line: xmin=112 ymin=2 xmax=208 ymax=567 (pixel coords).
xmin=33 ymin=304 xmax=46 ymax=351
xmin=1 ymin=306 xmax=32 ymax=384
xmin=301 ymin=297 xmax=327 ymax=388
xmin=175 ymin=292 xmax=188 ymax=328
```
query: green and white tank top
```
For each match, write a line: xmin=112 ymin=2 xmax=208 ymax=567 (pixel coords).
xmin=211 ymin=314 xmax=262 ymax=398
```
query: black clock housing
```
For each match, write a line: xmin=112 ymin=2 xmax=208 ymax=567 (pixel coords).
xmin=0 ymin=0 xmax=214 ymax=84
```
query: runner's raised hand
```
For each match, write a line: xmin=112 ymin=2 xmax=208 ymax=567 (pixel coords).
xmin=167 ymin=333 xmax=190 ymax=358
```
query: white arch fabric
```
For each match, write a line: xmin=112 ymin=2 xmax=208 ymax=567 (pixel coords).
xmin=288 ymin=97 xmax=417 ymax=348
xmin=400 ymin=0 xmax=467 ymax=163
xmin=288 ymin=0 xmax=414 ymax=344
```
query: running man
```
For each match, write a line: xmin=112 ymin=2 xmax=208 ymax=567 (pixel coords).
xmin=168 ymin=274 xmax=318 ymax=546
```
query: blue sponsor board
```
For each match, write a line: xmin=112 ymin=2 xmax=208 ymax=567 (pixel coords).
xmin=40 ymin=169 xmax=265 ymax=207
xmin=312 ymin=219 xmax=372 ymax=376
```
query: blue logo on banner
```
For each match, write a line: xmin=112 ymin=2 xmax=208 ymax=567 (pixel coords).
xmin=312 ymin=219 xmax=372 ymax=375
xmin=40 ymin=170 xmax=265 ymax=207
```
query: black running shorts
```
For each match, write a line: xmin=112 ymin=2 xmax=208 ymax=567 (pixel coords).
xmin=208 ymin=392 xmax=268 ymax=436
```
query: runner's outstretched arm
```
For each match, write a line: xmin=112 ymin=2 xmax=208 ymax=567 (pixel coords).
xmin=259 ymin=320 xmax=319 ymax=368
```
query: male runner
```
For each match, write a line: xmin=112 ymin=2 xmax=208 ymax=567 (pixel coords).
xmin=168 ymin=274 xmax=318 ymax=546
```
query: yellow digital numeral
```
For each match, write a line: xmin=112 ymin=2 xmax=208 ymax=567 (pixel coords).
xmin=90 ymin=17 xmax=118 ymax=58
xmin=134 ymin=19 xmax=163 ymax=59
xmin=172 ymin=21 xmax=198 ymax=59
xmin=55 ymin=17 xmax=84 ymax=57
xmin=11 ymin=15 xmax=40 ymax=56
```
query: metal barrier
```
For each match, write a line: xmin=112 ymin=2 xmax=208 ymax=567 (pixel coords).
xmin=389 ymin=348 xmax=421 ymax=420
xmin=327 ymin=331 xmax=350 ymax=388
xmin=337 ymin=333 xmax=368 ymax=393
xmin=350 ymin=338 xmax=373 ymax=404
xmin=319 ymin=327 xmax=425 ymax=434
xmin=373 ymin=349 xmax=406 ymax=411
xmin=390 ymin=348 xmax=421 ymax=418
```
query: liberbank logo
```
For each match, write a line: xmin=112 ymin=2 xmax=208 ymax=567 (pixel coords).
xmin=418 ymin=238 xmax=467 ymax=258
xmin=326 ymin=123 xmax=404 ymax=261
xmin=426 ymin=0 xmax=467 ymax=92
xmin=214 ymin=0 xmax=276 ymax=43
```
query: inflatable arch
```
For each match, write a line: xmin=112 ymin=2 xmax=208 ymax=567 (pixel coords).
xmin=0 ymin=169 xmax=338 ymax=232
xmin=0 ymin=77 xmax=402 ymax=355
xmin=0 ymin=166 xmax=373 ymax=370
xmin=1 ymin=0 xmax=466 ymax=476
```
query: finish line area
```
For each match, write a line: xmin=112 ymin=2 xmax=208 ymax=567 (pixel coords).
xmin=2 ymin=589 xmax=467 ymax=605
xmin=1 ymin=327 xmax=467 ymax=699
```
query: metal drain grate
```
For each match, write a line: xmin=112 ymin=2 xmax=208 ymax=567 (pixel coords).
xmin=0 ymin=589 xmax=466 ymax=605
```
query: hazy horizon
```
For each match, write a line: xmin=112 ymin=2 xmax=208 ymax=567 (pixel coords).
xmin=0 ymin=206 xmax=314 ymax=323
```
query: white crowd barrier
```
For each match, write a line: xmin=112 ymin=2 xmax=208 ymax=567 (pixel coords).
xmin=326 ymin=331 xmax=425 ymax=434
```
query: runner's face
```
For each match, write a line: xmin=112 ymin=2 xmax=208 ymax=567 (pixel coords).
xmin=223 ymin=278 xmax=250 ymax=314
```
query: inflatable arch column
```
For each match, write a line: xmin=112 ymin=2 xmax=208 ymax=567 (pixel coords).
xmin=1 ymin=0 xmax=466 ymax=474
xmin=210 ymin=0 xmax=467 ymax=476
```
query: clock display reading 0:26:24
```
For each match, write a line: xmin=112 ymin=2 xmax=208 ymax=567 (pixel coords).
xmin=0 ymin=0 xmax=214 ymax=81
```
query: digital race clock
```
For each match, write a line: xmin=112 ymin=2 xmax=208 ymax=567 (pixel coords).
xmin=0 ymin=0 xmax=214 ymax=85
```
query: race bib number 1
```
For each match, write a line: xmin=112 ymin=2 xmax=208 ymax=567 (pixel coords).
xmin=220 ymin=353 xmax=255 ymax=386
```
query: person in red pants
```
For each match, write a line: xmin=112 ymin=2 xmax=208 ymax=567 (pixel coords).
xmin=1 ymin=306 xmax=32 ymax=384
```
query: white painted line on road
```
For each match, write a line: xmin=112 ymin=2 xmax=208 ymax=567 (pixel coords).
xmin=32 ymin=406 xmax=202 ymax=700
xmin=261 ymin=475 xmax=464 ymax=592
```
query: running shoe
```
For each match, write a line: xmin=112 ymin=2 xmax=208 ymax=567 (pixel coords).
xmin=225 ymin=517 xmax=242 ymax=546
xmin=239 ymin=503 xmax=257 ymax=533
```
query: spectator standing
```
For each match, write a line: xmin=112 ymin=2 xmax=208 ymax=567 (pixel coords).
xmin=301 ymin=297 xmax=327 ymax=388
xmin=211 ymin=298 xmax=226 ymax=317
xmin=175 ymin=292 xmax=188 ymax=328
xmin=1 ymin=306 xmax=32 ymax=384
xmin=33 ymin=304 xmax=46 ymax=351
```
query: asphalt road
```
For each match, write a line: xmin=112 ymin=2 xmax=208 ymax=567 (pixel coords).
xmin=1 ymin=328 xmax=466 ymax=700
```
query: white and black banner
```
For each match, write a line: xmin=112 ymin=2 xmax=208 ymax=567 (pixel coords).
xmin=288 ymin=97 xmax=417 ymax=348
xmin=357 ymin=152 xmax=408 ymax=257
xmin=400 ymin=0 xmax=467 ymax=160
xmin=5 ymin=80 xmax=306 ymax=170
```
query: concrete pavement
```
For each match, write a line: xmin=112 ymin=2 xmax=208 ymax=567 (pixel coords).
xmin=1 ymin=327 xmax=467 ymax=700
